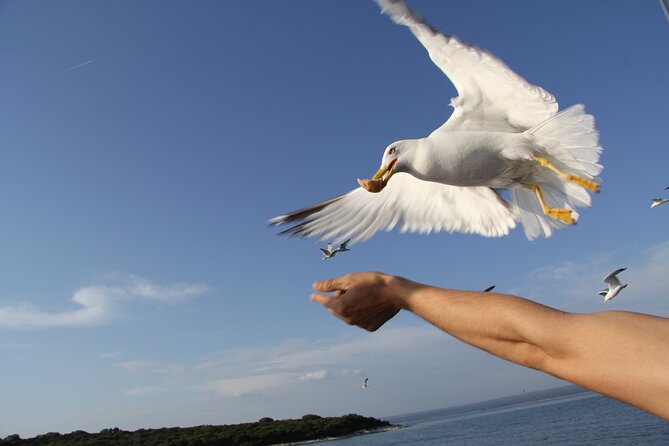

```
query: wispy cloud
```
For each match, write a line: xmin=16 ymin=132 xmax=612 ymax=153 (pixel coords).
xmin=0 ymin=275 xmax=209 ymax=330
xmin=61 ymin=58 xmax=94 ymax=73
xmin=299 ymin=370 xmax=331 ymax=382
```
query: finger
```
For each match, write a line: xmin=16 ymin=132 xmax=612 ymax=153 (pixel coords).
xmin=310 ymin=292 xmax=334 ymax=307
xmin=313 ymin=277 xmax=348 ymax=293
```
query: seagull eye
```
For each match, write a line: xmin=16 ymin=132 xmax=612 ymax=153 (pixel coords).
xmin=388 ymin=147 xmax=395 ymax=155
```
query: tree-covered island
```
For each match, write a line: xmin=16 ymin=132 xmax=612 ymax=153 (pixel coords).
xmin=1 ymin=413 xmax=393 ymax=446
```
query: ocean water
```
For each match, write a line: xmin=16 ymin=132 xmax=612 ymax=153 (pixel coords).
xmin=326 ymin=393 xmax=669 ymax=445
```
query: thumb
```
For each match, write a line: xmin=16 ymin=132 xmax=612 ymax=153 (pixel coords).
xmin=313 ymin=277 xmax=347 ymax=293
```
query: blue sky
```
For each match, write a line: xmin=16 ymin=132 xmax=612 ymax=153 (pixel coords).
xmin=1 ymin=0 xmax=668 ymax=438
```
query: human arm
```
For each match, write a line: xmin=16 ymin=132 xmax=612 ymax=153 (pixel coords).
xmin=310 ymin=271 xmax=669 ymax=420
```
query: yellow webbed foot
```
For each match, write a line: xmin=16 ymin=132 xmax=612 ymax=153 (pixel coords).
xmin=533 ymin=156 xmax=600 ymax=193
xmin=547 ymin=208 xmax=576 ymax=225
xmin=523 ymin=182 xmax=577 ymax=225
xmin=564 ymin=174 xmax=600 ymax=193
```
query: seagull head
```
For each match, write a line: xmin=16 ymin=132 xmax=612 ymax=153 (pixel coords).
xmin=368 ymin=141 xmax=415 ymax=191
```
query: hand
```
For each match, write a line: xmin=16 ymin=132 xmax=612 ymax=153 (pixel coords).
xmin=310 ymin=272 xmax=405 ymax=331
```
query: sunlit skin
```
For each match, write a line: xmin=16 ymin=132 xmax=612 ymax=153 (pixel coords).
xmin=310 ymin=271 xmax=669 ymax=420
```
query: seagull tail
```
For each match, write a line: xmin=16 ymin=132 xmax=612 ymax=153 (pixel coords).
xmin=513 ymin=105 xmax=602 ymax=240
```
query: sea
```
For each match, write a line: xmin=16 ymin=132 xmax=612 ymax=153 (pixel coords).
xmin=324 ymin=388 xmax=669 ymax=445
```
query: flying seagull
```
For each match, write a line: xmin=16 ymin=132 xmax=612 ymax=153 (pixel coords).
xmin=320 ymin=243 xmax=336 ymax=260
xmin=599 ymin=268 xmax=627 ymax=303
xmin=483 ymin=285 xmax=496 ymax=293
xmin=651 ymin=198 xmax=669 ymax=209
xmin=320 ymin=239 xmax=352 ymax=260
xmin=269 ymin=0 xmax=602 ymax=244
xmin=362 ymin=378 xmax=369 ymax=389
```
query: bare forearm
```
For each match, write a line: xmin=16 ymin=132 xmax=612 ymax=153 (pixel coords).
xmin=393 ymin=276 xmax=566 ymax=370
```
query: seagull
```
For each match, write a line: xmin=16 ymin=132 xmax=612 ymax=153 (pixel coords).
xmin=483 ymin=285 xmax=496 ymax=292
xmin=362 ymin=378 xmax=369 ymax=389
xmin=269 ymin=0 xmax=602 ymax=244
xmin=320 ymin=239 xmax=352 ymax=259
xmin=599 ymin=268 xmax=627 ymax=303
xmin=320 ymin=243 xmax=336 ymax=259
xmin=651 ymin=198 xmax=669 ymax=209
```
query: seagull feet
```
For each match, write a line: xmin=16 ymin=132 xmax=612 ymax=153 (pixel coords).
xmin=546 ymin=208 xmax=576 ymax=225
xmin=564 ymin=174 xmax=600 ymax=193
xmin=533 ymin=156 xmax=600 ymax=193
xmin=523 ymin=182 xmax=577 ymax=225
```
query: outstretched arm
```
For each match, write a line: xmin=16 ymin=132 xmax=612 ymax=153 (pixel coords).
xmin=310 ymin=272 xmax=669 ymax=420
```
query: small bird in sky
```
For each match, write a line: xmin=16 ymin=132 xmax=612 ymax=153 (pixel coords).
xmin=320 ymin=243 xmax=336 ymax=260
xmin=599 ymin=268 xmax=627 ymax=303
xmin=651 ymin=198 xmax=669 ymax=209
xmin=483 ymin=285 xmax=496 ymax=292
xmin=320 ymin=239 xmax=352 ymax=260
xmin=362 ymin=378 xmax=369 ymax=389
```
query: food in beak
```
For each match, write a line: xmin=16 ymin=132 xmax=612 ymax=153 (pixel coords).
xmin=357 ymin=177 xmax=385 ymax=192
xmin=357 ymin=159 xmax=397 ymax=193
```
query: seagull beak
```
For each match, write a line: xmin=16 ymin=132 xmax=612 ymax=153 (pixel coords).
xmin=372 ymin=159 xmax=397 ymax=187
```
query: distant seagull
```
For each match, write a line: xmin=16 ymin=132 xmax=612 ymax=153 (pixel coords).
xmin=483 ymin=285 xmax=496 ymax=292
xmin=320 ymin=243 xmax=336 ymax=260
xmin=320 ymin=239 xmax=352 ymax=260
xmin=599 ymin=268 xmax=628 ymax=303
xmin=362 ymin=378 xmax=369 ymax=389
xmin=61 ymin=59 xmax=95 ymax=73
xmin=651 ymin=198 xmax=669 ymax=209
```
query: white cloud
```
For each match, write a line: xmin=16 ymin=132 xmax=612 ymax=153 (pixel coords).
xmin=0 ymin=275 xmax=209 ymax=330
xmin=299 ymin=370 xmax=330 ymax=382
xmin=201 ymin=374 xmax=292 ymax=398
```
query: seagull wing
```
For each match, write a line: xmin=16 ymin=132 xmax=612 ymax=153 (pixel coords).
xmin=603 ymin=268 xmax=626 ymax=287
xmin=483 ymin=285 xmax=496 ymax=292
xmin=374 ymin=0 xmax=557 ymax=132
xmin=320 ymin=248 xmax=330 ymax=256
xmin=269 ymin=173 xmax=516 ymax=243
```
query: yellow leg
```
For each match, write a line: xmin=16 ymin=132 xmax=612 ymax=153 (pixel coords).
xmin=533 ymin=157 xmax=600 ymax=193
xmin=523 ymin=183 xmax=576 ymax=225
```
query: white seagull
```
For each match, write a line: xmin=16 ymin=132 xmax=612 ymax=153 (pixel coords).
xmin=362 ymin=377 xmax=369 ymax=389
xmin=269 ymin=0 xmax=602 ymax=244
xmin=599 ymin=268 xmax=627 ymax=303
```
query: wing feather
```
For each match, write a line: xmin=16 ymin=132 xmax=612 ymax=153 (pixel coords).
xmin=374 ymin=0 xmax=558 ymax=132
xmin=270 ymin=173 xmax=516 ymax=244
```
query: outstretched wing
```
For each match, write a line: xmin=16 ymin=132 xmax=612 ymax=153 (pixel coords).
xmin=374 ymin=0 xmax=558 ymax=132
xmin=603 ymin=268 xmax=626 ymax=287
xmin=269 ymin=173 xmax=516 ymax=244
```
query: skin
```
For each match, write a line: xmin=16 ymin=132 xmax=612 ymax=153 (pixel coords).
xmin=310 ymin=272 xmax=669 ymax=420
